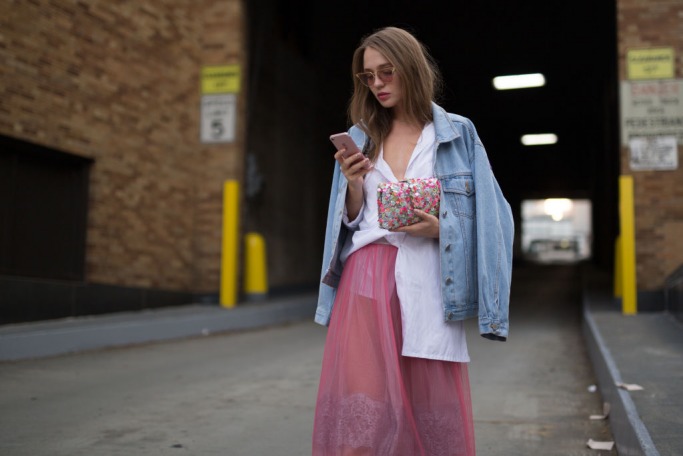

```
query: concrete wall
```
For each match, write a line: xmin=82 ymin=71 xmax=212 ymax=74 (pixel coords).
xmin=1 ymin=1 xmax=246 ymax=296
xmin=242 ymin=3 xmax=346 ymax=291
xmin=617 ymin=0 xmax=683 ymax=291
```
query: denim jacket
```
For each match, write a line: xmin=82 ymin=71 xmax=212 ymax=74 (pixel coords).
xmin=315 ymin=102 xmax=514 ymax=341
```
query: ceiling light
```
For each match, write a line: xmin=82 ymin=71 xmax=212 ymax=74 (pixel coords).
xmin=493 ymin=73 xmax=546 ymax=90
xmin=521 ymin=134 xmax=558 ymax=146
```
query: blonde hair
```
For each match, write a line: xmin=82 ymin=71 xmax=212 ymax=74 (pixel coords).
xmin=348 ymin=27 xmax=442 ymax=160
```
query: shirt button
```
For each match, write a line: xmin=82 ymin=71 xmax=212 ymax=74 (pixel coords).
xmin=445 ymin=277 xmax=453 ymax=285
xmin=445 ymin=244 xmax=451 ymax=251
xmin=491 ymin=323 xmax=499 ymax=330
xmin=447 ymin=312 xmax=453 ymax=320
xmin=442 ymin=210 xmax=448 ymax=217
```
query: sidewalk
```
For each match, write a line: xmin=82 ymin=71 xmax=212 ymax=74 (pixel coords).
xmin=581 ymin=264 xmax=683 ymax=456
xmin=0 ymin=293 xmax=317 ymax=362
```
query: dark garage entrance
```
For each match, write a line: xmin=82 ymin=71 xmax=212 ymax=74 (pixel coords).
xmin=243 ymin=1 xmax=619 ymax=291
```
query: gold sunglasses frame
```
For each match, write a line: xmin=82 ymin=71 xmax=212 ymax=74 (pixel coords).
xmin=355 ymin=67 xmax=397 ymax=87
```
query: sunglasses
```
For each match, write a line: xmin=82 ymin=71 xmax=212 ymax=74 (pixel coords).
xmin=355 ymin=67 xmax=396 ymax=87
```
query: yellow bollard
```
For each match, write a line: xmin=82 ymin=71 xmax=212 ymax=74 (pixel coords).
xmin=614 ymin=235 xmax=622 ymax=298
xmin=243 ymin=232 xmax=268 ymax=301
xmin=220 ymin=180 xmax=240 ymax=308
xmin=618 ymin=175 xmax=637 ymax=315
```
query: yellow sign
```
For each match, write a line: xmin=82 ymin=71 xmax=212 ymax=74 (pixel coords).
xmin=201 ymin=65 xmax=240 ymax=94
xmin=627 ymin=48 xmax=674 ymax=80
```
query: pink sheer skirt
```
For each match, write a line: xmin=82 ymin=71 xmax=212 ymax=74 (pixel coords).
xmin=313 ymin=243 xmax=476 ymax=456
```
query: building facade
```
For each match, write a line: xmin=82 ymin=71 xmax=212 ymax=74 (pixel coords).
xmin=617 ymin=0 xmax=683 ymax=307
xmin=1 ymin=0 xmax=681 ymax=323
xmin=1 ymin=1 xmax=247 ymax=322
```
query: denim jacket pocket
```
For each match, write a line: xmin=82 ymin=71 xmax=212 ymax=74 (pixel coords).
xmin=441 ymin=177 xmax=475 ymax=219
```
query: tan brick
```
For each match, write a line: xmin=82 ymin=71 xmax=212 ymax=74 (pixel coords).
xmin=0 ymin=0 xmax=247 ymax=293
xmin=618 ymin=0 xmax=683 ymax=289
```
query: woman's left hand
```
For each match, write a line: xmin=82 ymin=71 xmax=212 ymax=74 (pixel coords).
xmin=392 ymin=209 xmax=439 ymax=238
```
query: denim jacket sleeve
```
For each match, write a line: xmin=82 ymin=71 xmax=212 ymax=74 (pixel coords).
xmin=315 ymin=126 xmax=366 ymax=326
xmin=468 ymin=120 xmax=514 ymax=341
xmin=315 ymin=160 xmax=345 ymax=325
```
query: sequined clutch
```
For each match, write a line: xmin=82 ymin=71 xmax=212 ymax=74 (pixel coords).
xmin=377 ymin=178 xmax=441 ymax=230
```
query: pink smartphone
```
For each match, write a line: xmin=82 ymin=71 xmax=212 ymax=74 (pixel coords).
xmin=329 ymin=132 xmax=372 ymax=169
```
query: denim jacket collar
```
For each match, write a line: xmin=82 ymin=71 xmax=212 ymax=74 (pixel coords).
xmin=432 ymin=102 xmax=462 ymax=144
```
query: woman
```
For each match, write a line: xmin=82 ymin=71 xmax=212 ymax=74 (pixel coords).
xmin=313 ymin=26 xmax=513 ymax=456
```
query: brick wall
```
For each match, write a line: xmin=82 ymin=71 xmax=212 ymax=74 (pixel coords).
xmin=0 ymin=0 xmax=246 ymax=294
xmin=618 ymin=0 xmax=683 ymax=290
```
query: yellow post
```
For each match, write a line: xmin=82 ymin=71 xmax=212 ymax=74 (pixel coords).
xmin=243 ymin=232 xmax=268 ymax=300
xmin=220 ymin=180 xmax=240 ymax=308
xmin=614 ymin=235 xmax=622 ymax=298
xmin=619 ymin=175 xmax=637 ymax=315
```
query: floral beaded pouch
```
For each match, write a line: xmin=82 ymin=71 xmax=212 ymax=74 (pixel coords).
xmin=377 ymin=178 xmax=441 ymax=230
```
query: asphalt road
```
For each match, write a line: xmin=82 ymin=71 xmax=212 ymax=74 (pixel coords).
xmin=0 ymin=264 xmax=616 ymax=455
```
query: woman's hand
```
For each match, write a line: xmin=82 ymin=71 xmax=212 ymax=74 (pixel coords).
xmin=335 ymin=149 xmax=372 ymax=221
xmin=392 ymin=209 xmax=440 ymax=238
xmin=334 ymin=149 xmax=372 ymax=187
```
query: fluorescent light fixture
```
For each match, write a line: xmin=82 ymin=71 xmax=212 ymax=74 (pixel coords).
xmin=493 ymin=73 xmax=546 ymax=90
xmin=521 ymin=134 xmax=558 ymax=146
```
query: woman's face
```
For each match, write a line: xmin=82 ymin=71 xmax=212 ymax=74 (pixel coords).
xmin=362 ymin=47 xmax=402 ymax=110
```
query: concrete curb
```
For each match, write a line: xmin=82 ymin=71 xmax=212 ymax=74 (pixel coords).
xmin=582 ymin=297 xmax=660 ymax=456
xmin=0 ymin=293 xmax=317 ymax=362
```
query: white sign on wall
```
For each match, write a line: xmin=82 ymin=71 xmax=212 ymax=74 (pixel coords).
xmin=629 ymin=136 xmax=678 ymax=171
xmin=620 ymin=79 xmax=683 ymax=146
xmin=200 ymin=94 xmax=236 ymax=144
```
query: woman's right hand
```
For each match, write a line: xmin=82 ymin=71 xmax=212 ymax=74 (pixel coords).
xmin=334 ymin=149 xmax=372 ymax=189
xmin=335 ymin=149 xmax=371 ymax=221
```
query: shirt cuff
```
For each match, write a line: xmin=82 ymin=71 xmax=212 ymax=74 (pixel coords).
xmin=342 ymin=201 xmax=364 ymax=228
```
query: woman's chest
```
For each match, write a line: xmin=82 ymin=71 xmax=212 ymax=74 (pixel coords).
xmin=382 ymin=132 xmax=421 ymax=181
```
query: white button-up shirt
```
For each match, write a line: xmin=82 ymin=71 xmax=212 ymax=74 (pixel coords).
xmin=340 ymin=123 xmax=469 ymax=363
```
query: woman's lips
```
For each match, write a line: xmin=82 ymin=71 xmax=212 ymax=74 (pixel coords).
xmin=377 ymin=92 xmax=390 ymax=101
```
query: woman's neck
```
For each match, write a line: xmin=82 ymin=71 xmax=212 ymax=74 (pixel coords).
xmin=391 ymin=106 xmax=423 ymax=133
xmin=391 ymin=116 xmax=424 ymax=135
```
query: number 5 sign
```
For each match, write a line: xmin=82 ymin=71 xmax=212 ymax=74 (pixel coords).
xmin=201 ymin=94 xmax=236 ymax=144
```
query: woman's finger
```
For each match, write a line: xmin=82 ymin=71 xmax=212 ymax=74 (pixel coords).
xmin=413 ymin=209 xmax=436 ymax=220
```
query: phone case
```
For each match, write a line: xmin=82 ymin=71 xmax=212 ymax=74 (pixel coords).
xmin=329 ymin=133 xmax=360 ymax=158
